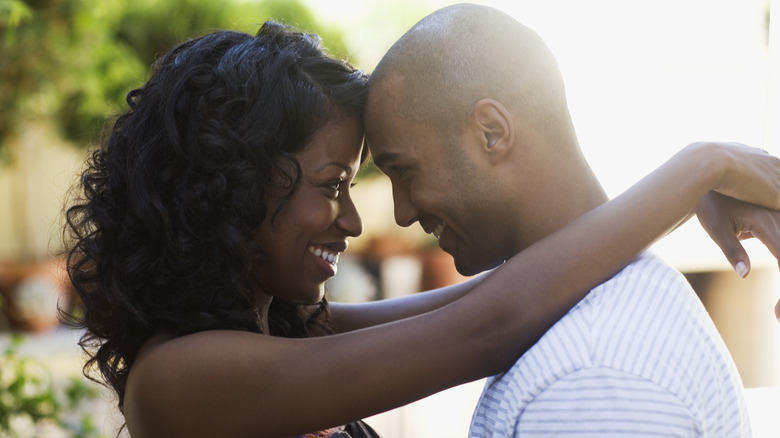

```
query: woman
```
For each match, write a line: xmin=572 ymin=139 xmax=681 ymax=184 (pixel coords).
xmin=64 ymin=22 xmax=780 ymax=437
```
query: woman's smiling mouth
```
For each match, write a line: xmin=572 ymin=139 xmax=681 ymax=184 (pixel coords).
xmin=308 ymin=245 xmax=341 ymax=266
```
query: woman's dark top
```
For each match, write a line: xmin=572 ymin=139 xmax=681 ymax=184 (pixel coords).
xmin=295 ymin=420 xmax=381 ymax=438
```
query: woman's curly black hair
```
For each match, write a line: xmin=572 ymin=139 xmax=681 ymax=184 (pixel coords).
xmin=63 ymin=21 xmax=368 ymax=412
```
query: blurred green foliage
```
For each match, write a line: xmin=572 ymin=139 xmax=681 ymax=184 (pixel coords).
xmin=0 ymin=334 xmax=103 ymax=437
xmin=0 ymin=0 xmax=355 ymax=160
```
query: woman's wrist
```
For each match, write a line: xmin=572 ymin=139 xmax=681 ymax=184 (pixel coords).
xmin=682 ymin=142 xmax=729 ymax=194
xmin=680 ymin=141 xmax=780 ymax=209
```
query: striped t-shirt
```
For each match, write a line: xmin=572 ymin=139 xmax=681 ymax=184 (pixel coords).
xmin=469 ymin=253 xmax=750 ymax=437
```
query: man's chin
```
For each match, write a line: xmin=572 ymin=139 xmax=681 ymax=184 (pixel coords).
xmin=453 ymin=256 xmax=503 ymax=277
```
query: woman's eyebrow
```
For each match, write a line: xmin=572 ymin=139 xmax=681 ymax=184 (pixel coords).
xmin=317 ymin=162 xmax=353 ymax=175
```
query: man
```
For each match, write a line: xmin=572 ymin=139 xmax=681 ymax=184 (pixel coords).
xmin=365 ymin=4 xmax=754 ymax=436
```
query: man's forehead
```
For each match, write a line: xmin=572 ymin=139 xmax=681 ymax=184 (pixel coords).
xmin=367 ymin=75 xmax=409 ymax=115
xmin=365 ymin=98 xmax=409 ymax=152
xmin=369 ymin=74 xmax=407 ymax=96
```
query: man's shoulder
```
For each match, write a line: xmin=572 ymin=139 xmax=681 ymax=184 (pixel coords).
xmin=586 ymin=251 xmax=693 ymax=306
xmin=583 ymin=251 xmax=703 ymax=334
xmin=471 ymin=254 xmax=747 ymax=438
xmin=487 ymin=251 xmax=712 ymax=384
xmin=599 ymin=251 xmax=686 ymax=288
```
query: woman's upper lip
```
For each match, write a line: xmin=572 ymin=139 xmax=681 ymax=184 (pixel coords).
xmin=315 ymin=240 xmax=349 ymax=254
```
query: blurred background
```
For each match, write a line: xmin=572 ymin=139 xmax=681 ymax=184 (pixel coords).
xmin=0 ymin=0 xmax=778 ymax=436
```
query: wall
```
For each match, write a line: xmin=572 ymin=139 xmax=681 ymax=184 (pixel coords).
xmin=0 ymin=121 xmax=86 ymax=262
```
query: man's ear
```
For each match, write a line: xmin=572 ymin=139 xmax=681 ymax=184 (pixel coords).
xmin=470 ymin=98 xmax=514 ymax=164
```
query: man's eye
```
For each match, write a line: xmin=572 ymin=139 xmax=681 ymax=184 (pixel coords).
xmin=391 ymin=166 xmax=408 ymax=180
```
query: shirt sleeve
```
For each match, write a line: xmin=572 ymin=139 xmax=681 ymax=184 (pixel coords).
xmin=514 ymin=367 xmax=698 ymax=437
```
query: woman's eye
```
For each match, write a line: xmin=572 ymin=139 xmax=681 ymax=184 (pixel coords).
xmin=325 ymin=180 xmax=345 ymax=198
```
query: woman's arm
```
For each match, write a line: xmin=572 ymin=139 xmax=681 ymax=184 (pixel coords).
xmin=328 ymin=272 xmax=486 ymax=332
xmin=329 ymin=142 xmax=780 ymax=333
xmin=125 ymin=142 xmax=780 ymax=438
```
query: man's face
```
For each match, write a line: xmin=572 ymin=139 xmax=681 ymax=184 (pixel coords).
xmin=365 ymin=83 xmax=511 ymax=276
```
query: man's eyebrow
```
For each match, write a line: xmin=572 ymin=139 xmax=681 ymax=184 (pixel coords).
xmin=372 ymin=152 xmax=400 ymax=170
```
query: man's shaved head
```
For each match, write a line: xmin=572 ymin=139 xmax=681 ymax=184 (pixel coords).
xmin=368 ymin=3 xmax=574 ymax=143
xmin=364 ymin=4 xmax=608 ymax=274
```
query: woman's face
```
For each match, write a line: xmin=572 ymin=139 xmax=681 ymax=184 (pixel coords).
xmin=256 ymin=115 xmax=364 ymax=304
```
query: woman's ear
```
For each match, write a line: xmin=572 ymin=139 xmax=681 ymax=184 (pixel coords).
xmin=471 ymin=98 xmax=514 ymax=164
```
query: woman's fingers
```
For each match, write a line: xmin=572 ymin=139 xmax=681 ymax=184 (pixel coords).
xmin=696 ymin=192 xmax=780 ymax=277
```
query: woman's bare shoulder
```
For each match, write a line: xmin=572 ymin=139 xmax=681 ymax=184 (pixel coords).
xmin=124 ymin=330 xmax=286 ymax=437
xmin=120 ymin=312 xmax=490 ymax=437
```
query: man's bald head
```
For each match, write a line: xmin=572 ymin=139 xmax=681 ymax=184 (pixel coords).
xmin=368 ymin=3 xmax=575 ymax=145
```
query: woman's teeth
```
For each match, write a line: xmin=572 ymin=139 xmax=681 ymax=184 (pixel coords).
xmin=308 ymin=246 xmax=339 ymax=265
xmin=432 ymin=222 xmax=445 ymax=240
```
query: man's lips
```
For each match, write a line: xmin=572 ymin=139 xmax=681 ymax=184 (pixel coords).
xmin=422 ymin=220 xmax=447 ymax=241
xmin=431 ymin=222 xmax=445 ymax=240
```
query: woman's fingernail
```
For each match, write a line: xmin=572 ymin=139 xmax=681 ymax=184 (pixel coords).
xmin=735 ymin=261 xmax=748 ymax=278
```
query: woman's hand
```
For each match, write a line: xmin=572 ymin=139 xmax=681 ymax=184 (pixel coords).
xmin=693 ymin=142 xmax=780 ymax=210
xmin=696 ymin=191 xmax=780 ymax=277
xmin=695 ymin=191 xmax=780 ymax=318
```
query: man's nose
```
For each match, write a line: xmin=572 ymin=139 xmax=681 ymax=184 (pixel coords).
xmin=392 ymin=185 xmax=419 ymax=227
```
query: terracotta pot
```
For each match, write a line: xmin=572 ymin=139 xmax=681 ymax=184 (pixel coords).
xmin=0 ymin=258 xmax=68 ymax=332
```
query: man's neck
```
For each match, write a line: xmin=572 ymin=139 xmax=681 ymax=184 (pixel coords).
xmin=510 ymin=171 xmax=609 ymax=255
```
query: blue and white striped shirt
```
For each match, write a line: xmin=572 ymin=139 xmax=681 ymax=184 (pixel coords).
xmin=469 ymin=253 xmax=750 ymax=437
